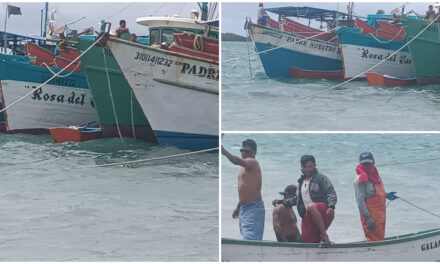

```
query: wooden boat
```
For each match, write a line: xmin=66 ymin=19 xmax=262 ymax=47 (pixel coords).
xmin=366 ymin=72 xmax=416 ymax=87
xmin=247 ymin=6 xmax=349 ymax=79
xmin=289 ymin=67 xmax=343 ymax=80
xmin=26 ymin=42 xmax=82 ymax=72
xmin=170 ymin=32 xmax=218 ymax=61
xmin=403 ymin=17 xmax=440 ymax=85
xmin=222 ymin=228 xmax=440 ymax=261
xmin=50 ymin=125 xmax=102 ymax=143
xmin=107 ymin=14 xmax=219 ymax=150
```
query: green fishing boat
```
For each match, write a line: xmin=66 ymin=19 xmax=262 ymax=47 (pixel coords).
xmin=76 ymin=37 xmax=157 ymax=142
xmin=404 ymin=18 xmax=440 ymax=85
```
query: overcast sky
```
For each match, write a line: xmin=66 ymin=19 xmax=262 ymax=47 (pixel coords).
xmin=1 ymin=2 xmax=218 ymax=37
xmin=222 ymin=2 xmax=432 ymax=35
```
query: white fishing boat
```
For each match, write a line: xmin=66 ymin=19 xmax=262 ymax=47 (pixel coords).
xmin=107 ymin=14 xmax=218 ymax=151
xmin=222 ymin=228 xmax=440 ymax=261
xmin=0 ymin=80 xmax=98 ymax=133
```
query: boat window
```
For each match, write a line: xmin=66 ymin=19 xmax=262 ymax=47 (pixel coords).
xmin=161 ymin=29 xmax=175 ymax=43
xmin=149 ymin=29 xmax=159 ymax=45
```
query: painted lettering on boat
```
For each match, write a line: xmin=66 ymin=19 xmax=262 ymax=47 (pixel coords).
xmin=134 ymin=52 xmax=173 ymax=67
xmin=360 ymin=48 xmax=412 ymax=64
xmin=421 ymin=240 xmax=440 ymax=251
xmin=41 ymin=76 xmax=76 ymax=87
xmin=27 ymin=85 xmax=92 ymax=107
xmin=180 ymin=63 xmax=219 ymax=81
xmin=263 ymin=30 xmax=340 ymax=54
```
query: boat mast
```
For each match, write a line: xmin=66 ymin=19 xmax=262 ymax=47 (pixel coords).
xmin=198 ymin=2 xmax=208 ymax=21
xmin=43 ymin=2 xmax=48 ymax=37
xmin=3 ymin=2 xmax=8 ymax=53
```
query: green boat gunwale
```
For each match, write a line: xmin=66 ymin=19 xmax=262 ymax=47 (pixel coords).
xmin=108 ymin=36 xmax=219 ymax=66
xmin=222 ymin=228 xmax=440 ymax=249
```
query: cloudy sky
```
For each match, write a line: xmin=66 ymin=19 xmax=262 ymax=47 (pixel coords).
xmin=1 ymin=2 xmax=218 ymax=37
xmin=222 ymin=2 xmax=432 ymax=35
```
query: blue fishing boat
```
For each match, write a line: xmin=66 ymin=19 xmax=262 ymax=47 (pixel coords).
xmin=246 ymin=6 xmax=353 ymax=79
xmin=335 ymin=15 xmax=415 ymax=79
xmin=0 ymin=33 xmax=98 ymax=134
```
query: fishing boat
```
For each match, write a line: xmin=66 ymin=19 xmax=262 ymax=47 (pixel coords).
xmin=0 ymin=51 xmax=98 ymax=134
xmin=245 ymin=6 xmax=352 ymax=79
xmin=106 ymin=13 xmax=219 ymax=150
xmin=366 ymin=72 xmax=417 ymax=87
xmin=335 ymin=14 xmax=415 ymax=79
xmin=50 ymin=124 xmax=103 ymax=143
xmin=27 ymin=42 xmax=82 ymax=72
xmin=403 ymin=17 xmax=440 ymax=85
xmin=76 ymin=36 xmax=157 ymax=142
xmin=222 ymin=228 xmax=440 ymax=261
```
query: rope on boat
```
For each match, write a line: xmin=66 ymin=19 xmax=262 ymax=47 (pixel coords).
xmin=130 ymin=89 xmax=136 ymax=139
xmin=368 ymin=27 xmax=405 ymax=44
xmin=0 ymin=35 xmax=104 ymax=114
xmin=89 ymin=147 xmax=219 ymax=168
xmin=42 ymin=61 xmax=82 ymax=78
xmin=376 ymin=157 xmax=440 ymax=167
xmin=292 ymin=15 xmax=440 ymax=101
xmin=102 ymin=48 xmax=124 ymax=143
xmin=245 ymin=24 xmax=253 ymax=78
xmin=223 ymin=26 xmax=341 ymax=63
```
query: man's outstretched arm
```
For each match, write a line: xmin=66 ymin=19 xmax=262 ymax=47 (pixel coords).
xmin=222 ymin=146 xmax=255 ymax=169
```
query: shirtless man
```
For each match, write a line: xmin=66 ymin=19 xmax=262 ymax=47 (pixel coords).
xmin=273 ymin=185 xmax=301 ymax=242
xmin=222 ymin=139 xmax=265 ymax=240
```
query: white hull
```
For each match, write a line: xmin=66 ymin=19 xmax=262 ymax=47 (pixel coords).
xmin=251 ymin=24 xmax=341 ymax=61
xmin=0 ymin=80 xmax=98 ymax=131
xmin=107 ymin=38 xmax=218 ymax=148
xmin=341 ymin=44 xmax=415 ymax=78
xmin=222 ymin=229 xmax=440 ymax=261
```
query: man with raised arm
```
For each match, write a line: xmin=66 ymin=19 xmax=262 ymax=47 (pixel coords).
xmin=222 ymin=139 xmax=265 ymax=240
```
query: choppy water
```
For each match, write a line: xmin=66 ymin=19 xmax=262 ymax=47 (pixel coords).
xmin=222 ymin=133 xmax=440 ymax=242
xmin=222 ymin=41 xmax=440 ymax=131
xmin=0 ymin=134 xmax=218 ymax=261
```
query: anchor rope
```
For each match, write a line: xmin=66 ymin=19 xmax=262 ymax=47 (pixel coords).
xmin=368 ymin=26 xmax=405 ymax=44
xmin=88 ymin=147 xmax=218 ymax=168
xmin=0 ymin=35 xmax=104 ymax=114
xmin=130 ymin=89 xmax=136 ymax=139
xmin=292 ymin=15 xmax=440 ymax=101
xmin=376 ymin=157 xmax=440 ymax=167
xmin=245 ymin=27 xmax=253 ymax=78
xmin=102 ymin=48 xmax=124 ymax=143
xmin=223 ymin=26 xmax=342 ymax=63
xmin=42 ymin=61 xmax=82 ymax=78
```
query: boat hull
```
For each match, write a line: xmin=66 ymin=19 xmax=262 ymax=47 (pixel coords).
xmin=404 ymin=18 xmax=440 ymax=85
xmin=222 ymin=228 xmax=440 ymax=261
xmin=366 ymin=72 xmax=417 ymax=87
xmin=249 ymin=23 xmax=342 ymax=78
xmin=107 ymin=37 xmax=218 ymax=150
xmin=336 ymin=27 xmax=414 ymax=79
xmin=0 ymin=80 xmax=98 ymax=131
xmin=289 ymin=67 xmax=343 ymax=80
xmin=76 ymin=38 xmax=157 ymax=143
xmin=50 ymin=127 xmax=102 ymax=143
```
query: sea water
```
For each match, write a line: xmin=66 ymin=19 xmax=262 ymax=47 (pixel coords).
xmin=222 ymin=41 xmax=440 ymax=131
xmin=0 ymin=134 xmax=218 ymax=261
xmin=222 ymin=133 xmax=440 ymax=242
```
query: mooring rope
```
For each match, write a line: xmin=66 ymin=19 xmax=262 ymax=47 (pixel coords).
xmin=42 ymin=61 xmax=82 ymax=78
xmin=89 ymin=147 xmax=219 ymax=168
xmin=376 ymin=157 xmax=440 ymax=167
xmin=292 ymin=15 xmax=440 ymax=101
xmin=245 ymin=27 xmax=253 ymax=78
xmin=223 ymin=26 xmax=341 ymax=63
xmin=102 ymin=48 xmax=124 ymax=143
xmin=368 ymin=26 xmax=405 ymax=44
xmin=0 ymin=35 xmax=104 ymax=114
xmin=130 ymin=89 xmax=136 ymax=139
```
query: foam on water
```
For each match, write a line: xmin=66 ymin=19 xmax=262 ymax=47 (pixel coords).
xmin=222 ymin=134 xmax=440 ymax=242
xmin=222 ymin=41 xmax=440 ymax=131
xmin=0 ymin=134 xmax=218 ymax=261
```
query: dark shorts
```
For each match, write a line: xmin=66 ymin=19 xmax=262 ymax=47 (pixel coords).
xmin=276 ymin=233 xmax=302 ymax=242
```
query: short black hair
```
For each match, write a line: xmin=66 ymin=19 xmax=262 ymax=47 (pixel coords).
xmin=301 ymin=155 xmax=315 ymax=166
xmin=242 ymin=139 xmax=257 ymax=153
xmin=120 ymin=20 xmax=126 ymax=25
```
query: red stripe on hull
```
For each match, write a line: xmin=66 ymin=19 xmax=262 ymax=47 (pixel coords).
xmin=289 ymin=67 xmax=344 ymax=80
xmin=366 ymin=72 xmax=416 ymax=87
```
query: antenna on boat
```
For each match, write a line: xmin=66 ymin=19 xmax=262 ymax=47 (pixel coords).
xmin=43 ymin=2 xmax=48 ymax=38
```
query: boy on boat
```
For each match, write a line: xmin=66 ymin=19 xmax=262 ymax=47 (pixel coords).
xmin=425 ymin=5 xmax=436 ymax=20
xmin=272 ymin=185 xmax=301 ymax=242
xmin=297 ymin=155 xmax=337 ymax=244
xmin=353 ymin=152 xmax=395 ymax=242
xmin=222 ymin=139 xmax=265 ymax=241
xmin=116 ymin=20 xmax=131 ymax=40
xmin=257 ymin=3 xmax=270 ymax=26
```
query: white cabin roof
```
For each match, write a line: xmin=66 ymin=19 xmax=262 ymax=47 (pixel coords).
xmin=136 ymin=16 xmax=207 ymax=31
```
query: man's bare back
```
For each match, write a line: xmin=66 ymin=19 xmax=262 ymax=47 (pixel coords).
xmin=273 ymin=203 xmax=300 ymax=242
xmin=238 ymin=158 xmax=262 ymax=204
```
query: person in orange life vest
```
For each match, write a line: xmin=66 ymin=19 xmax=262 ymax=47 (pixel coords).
xmin=354 ymin=152 xmax=397 ymax=242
